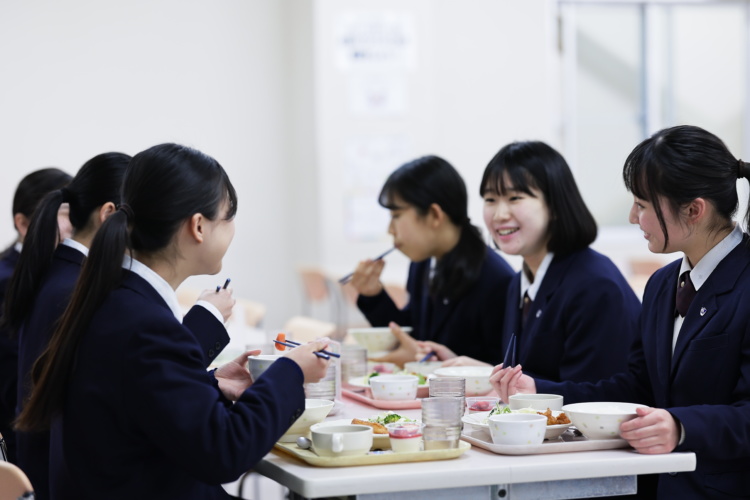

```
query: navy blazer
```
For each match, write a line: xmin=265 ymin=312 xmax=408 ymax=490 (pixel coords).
xmin=504 ymin=248 xmax=641 ymax=383
xmin=0 ymin=246 xmax=20 ymax=463
xmin=50 ymin=271 xmax=305 ymax=500
xmin=357 ymin=246 xmax=514 ymax=364
xmin=16 ymin=245 xmax=230 ymax=500
xmin=538 ymin=235 xmax=750 ymax=499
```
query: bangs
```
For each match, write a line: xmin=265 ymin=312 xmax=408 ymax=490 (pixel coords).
xmin=622 ymin=143 xmax=653 ymax=202
xmin=481 ymin=162 xmax=539 ymax=197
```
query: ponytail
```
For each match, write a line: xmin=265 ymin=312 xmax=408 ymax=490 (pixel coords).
xmin=1 ymin=153 xmax=129 ymax=336
xmin=431 ymin=218 xmax=486 ymax=300
xmin=2 ymin=189 xmax=67 ymax=334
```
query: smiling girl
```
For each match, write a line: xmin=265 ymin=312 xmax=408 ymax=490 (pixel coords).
xmin=429 ymin=142 xmax=640 ymax=385
xmin=351 ymin=155 xmax=514 ymax=366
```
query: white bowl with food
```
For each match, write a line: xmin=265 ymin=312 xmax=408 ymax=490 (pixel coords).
xmin=462 ymin=408 xmax=572 ymax=440
xmin=488 ymin=413 xmax=547 ymax=446
xmin=433 ymin=366 xmax=493 ymax=396
xmin=561 ymin=402 xmax=646 ymax=440
xmin=278 ymin=399 xmax=335 ymax=443
xmin=348 ymin=327 xmax=412 ymax=355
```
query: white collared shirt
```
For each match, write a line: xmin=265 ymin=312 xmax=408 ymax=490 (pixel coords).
xmin=672 ymin=224 xmax=743 ymax=353
xmin=14 ymin=242 xmax=22 ymax=253
xmin=61 ymin=238 xmax=89 ymax=257
xmin=122 ymin=255 xmax=185 ymax=323
xmin=520 ymin=252 xmax=554 ymax=307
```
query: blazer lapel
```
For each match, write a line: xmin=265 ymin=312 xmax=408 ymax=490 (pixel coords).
xmin=671 ymin=239 xmax=750 ymax=373
xmin=651 ymin=264 xmax=679 ymax=386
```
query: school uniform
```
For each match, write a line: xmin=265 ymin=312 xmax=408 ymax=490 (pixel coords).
xmin=49 ymin=261 xmax=305 ymax=500
xmin=537 ymin=227 xmax=750 ymax=499
xmin=503 ymin=248 xmax=641 ymax=383
xmin=16 ymin=241 xmax=230 ymax=500
xmin=0 ymin=244 xmax=20 ymax=463
xmin=357 ymin=246 xmax=514 ymax=365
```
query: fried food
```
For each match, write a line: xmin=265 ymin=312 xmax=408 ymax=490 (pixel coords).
xmin=537 ymin=408 xmax=571 ymax=425
xmin=352 ymin=418 xmax=388 ymax=434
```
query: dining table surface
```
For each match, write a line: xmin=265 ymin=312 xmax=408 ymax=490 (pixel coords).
xmin=254 ymin=392 xmax=697 ymax=500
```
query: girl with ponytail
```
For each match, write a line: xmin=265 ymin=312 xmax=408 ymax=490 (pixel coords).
xmin=7 ymin=153 xmax=235 ymax=500
xmin=17 ymin=144 xmax=330 ymax=500
xmin=0 ymin=168 xmax=71 ymax=465
xmin=350 ymin=155 xmax=515 ymax=366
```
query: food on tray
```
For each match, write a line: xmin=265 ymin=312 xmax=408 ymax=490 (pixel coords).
xmin=387 ymin=423 xmax=422 ymax=439
xmin=488 ymin=404 xmax=512 ymax=418
xmin=538 ymin=408 xmax=571 ymax=425
xmin=469 ymin=400 xmax=494 ymax=411
xmin=352 ymin=418 xmax=388 ymax=434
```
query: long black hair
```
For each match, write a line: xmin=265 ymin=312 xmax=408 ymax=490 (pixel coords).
xmin=17 ymin=143 xmax=237 ymax=431
xmin=623 ymin=125 xmax=747 ymax=250
xmin=481 ymin=141 xmax=597 ymax=254
xmin=378 ymin=155 xmax=486 ymax=300
xmin=2 ymin=153 xmax=130 ymax=335
xmin=0 ymin=168 xmax=71 ymax=259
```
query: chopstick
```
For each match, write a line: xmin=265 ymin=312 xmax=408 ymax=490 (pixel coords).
xmin=273 ymin=339 xmax=340 ymax=359
xmin=215 ymin=278 xmax=231 ymax=293
xmin=502 ymin=334 xmax=516 ymax=368
xmin=338 ymin=248 xmax=395 ymax=284
xmin=418 ymin=350 xmax=437 ymax=363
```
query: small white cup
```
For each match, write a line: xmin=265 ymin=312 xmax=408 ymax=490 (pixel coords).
xmin=488 ymin=413 xmax=547 ymax=446
xmin=508 ymin=393 xmax=563 ymax=412
xmin=247 ymin=354 xmax=281 ymax=383
xmin=310 ymin=424 xmax=373 ymax=457
xmin=369 ymin=374 xmax=419 ymax=401
xmin=386 ymin=422 xmax=424 ymax=453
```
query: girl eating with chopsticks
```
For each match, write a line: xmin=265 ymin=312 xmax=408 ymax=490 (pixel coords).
xmin=350 ymin=155 xmax=515 ymax=367
xmin=16 ymin=144 xmax=331 ymax=500
xmin=422 ymin=141 xmax=640 ymax=386
xmin=492 ymin=125 xmax=750 ymax=499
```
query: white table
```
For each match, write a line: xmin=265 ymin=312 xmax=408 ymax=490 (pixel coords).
xmin=254 ymin=397 xmax=696 ymax=500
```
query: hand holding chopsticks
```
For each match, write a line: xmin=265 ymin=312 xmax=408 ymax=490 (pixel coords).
xmin=338 ymin=247 xmax=395 ymax=285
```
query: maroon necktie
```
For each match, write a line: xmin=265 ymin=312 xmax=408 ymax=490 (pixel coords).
xmin=675 ymin=271 xmax=696 ymax=317
xmin=522 ymin=292 xmax=532 ymax=326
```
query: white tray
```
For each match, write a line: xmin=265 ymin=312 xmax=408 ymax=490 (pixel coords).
xmin=461 ymin=427 xmax=631 ymax=455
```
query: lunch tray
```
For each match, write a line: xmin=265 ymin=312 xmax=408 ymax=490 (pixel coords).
xmin=461 ymin=427 xmax=631 ymax=456
xmin=273 ymin=439 xmax=470 ymax=467
xmin=342 ymin=389 xmax=423 ymax=410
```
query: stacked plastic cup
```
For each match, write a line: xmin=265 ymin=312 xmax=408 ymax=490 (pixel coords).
xmin=421 ymin=397 xmax=465 ymax=450
xmin=341 ymin=344 xmax=367 ymax=389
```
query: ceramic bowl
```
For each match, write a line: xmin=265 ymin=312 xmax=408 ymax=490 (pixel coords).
xmin=561 ymin=402 xmax=647 ymax=440
xmin=462 ymin=410 xmax=572 ymax=440
xmin=488 ymin=413 xmax=547 ymax=446
xmin=432 ymin=366 xmax=493 ymax=396
xmin=508 ymin=393 xmax=564 ymax=412
xmin=310 ymin=424 xmax=373 ymax=457
xmin=247 ymin=354 xmax=282 ymax=383
xmin=278 ymin=399 xmax=335 ymax=442
xmin=369 ymin=374 xmax=419 ymax=401
xmin=348 ymin=327 xmax=412 ymax=355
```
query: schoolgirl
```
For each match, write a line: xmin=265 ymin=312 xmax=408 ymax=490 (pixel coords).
xmin=351 ymin=155 xmax=514 ymax=366
xmin=0 ymin=167 xmax=71 ymax=464
xmin=426 ymin=141 xmax=640 ymax=385
xmin=492 ymin=126 xmax=750 ymax=499
xmin=17 ymin=143 xmax=331 ymax=499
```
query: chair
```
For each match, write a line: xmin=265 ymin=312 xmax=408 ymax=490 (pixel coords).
xmin=0 ymin=461 xmax=34 ymax=500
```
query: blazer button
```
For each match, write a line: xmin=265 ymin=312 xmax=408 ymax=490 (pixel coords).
xmin=215 ymin=342 xmax=222 ymax=349
xmin=208 ymin=349 xmax=215 ymax=358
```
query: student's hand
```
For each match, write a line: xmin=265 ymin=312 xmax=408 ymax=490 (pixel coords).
xmin=415 ymin=341 xmax=456 ymax=362
xmin=197 ymin=287 xmax=236 ymax=323
xmin=350 ymin=259 xmax=386 ymax=297
xmin=441 ymin=356 xmax=491 ymax=368
xmin=284 ymin=338 xmax=332 ymax=384
xmin=490 ymin=364 xmax=536 ymax=403
xmin=215 ymin=349 xmax=260 ymax=400
xmin=619 ymin=407 xmax=679 ymax=454
xmin=369 ymin=322 xmax=417 ymax=368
